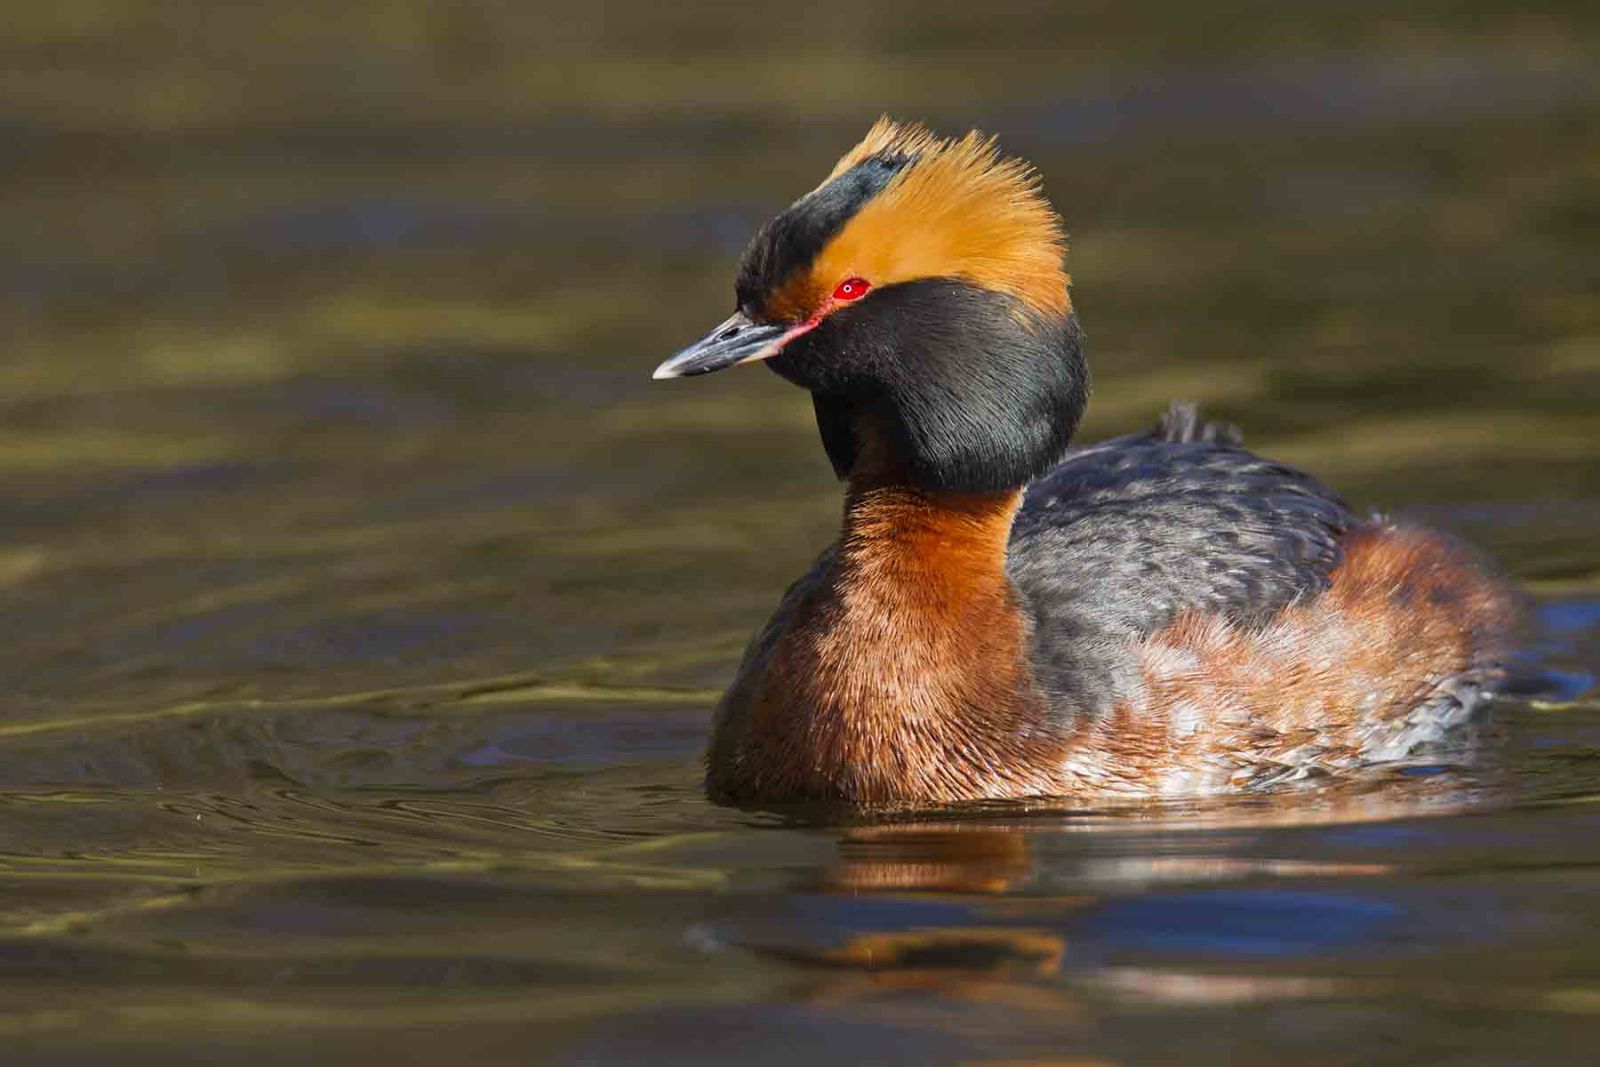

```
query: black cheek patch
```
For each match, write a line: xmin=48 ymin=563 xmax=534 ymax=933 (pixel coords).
xmin=784 ymin=281 xmax=1089 ymax=494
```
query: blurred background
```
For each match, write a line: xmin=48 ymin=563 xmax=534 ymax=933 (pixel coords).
xmin=1 ymin=3 xmax=1598 ymax=1065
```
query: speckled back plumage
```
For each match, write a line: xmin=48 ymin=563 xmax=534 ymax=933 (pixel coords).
xmin=1008 ymin=404 xmax=1356 ymax=720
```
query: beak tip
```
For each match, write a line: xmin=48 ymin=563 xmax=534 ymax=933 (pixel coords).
xmin=655 ymin=312 xmax=787 ymax=382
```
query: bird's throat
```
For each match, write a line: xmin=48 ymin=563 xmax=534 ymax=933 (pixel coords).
xmin=735 ymin=478 xmax=1048 ymax=803
xmin=836 ymin=480 xmax=1020 ymax=606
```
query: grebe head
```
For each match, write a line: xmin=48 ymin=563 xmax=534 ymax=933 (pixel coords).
xmin=655 ymin=118 xmax=1088 ymax=492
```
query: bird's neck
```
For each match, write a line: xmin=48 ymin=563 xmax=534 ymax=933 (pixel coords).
xmin=748 ymin=474 xmax=1050 ymax=804
xmin=836 ymin=477 xmax=1020 ymax=601
xmin=833 ymin=406 xmax=1023 ymax=585
xmin=707 ymin=413 xmax=1071 ymax=805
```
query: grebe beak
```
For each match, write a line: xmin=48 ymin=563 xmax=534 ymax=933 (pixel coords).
xmin=653 ymin=311 xmax=798 ymax=380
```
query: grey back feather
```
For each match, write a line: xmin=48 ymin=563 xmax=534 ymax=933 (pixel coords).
xmin=1008 ymin=403 xmax=1354 ymax=720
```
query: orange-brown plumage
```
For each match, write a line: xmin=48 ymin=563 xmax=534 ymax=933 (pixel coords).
xmin=662 ymin=118 xmax=1517 ymax=809
xmin=707 ymin=479 xmax=1061 ymax=805
xmin=762 ymin=118 xmax=1071 ymax=323
xmin=1074 ymin=524 xmax=1517 ymax=796
xmin=708 ymin=503 xmax=1515 ymax=804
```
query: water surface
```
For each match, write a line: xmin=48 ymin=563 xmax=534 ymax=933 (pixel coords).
xmin=2 ymin=4 xmax=1599 ymax=1063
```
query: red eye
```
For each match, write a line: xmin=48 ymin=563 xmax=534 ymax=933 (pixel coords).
xmin=832 ymin=277 xmax=870 ymax=302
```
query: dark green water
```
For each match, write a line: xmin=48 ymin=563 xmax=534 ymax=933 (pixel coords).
xmin=2 ymin=4 xmax=1599 ymax=1063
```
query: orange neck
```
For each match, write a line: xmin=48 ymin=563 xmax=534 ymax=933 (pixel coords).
xmin=839 ymin=478 xmax=1019 ymax=591
xmin=712 ymin=473 xmax=1063 ymax=804
xmin=833 ymin=408 xmax=1022 ymax=608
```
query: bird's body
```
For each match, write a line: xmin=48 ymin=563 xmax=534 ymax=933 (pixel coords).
xmin=658 ymin=119 xmax=1515 ymax=808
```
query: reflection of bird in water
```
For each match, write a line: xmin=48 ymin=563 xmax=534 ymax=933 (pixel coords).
xmin=814 ymin=777 xmax=1447 ymax=899
xmin=657 ymin=118 xmax=1516 ymax=807
xmin=775 ymin=824 xmax=1072 ymax=1016
xmin=824 ymin=824 xmax=1038 ymax=895
xmin=750 ymin=794 xmax=1431 ymax=1022
xmin=748 ymin=824 xmax=1060 ymax=992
